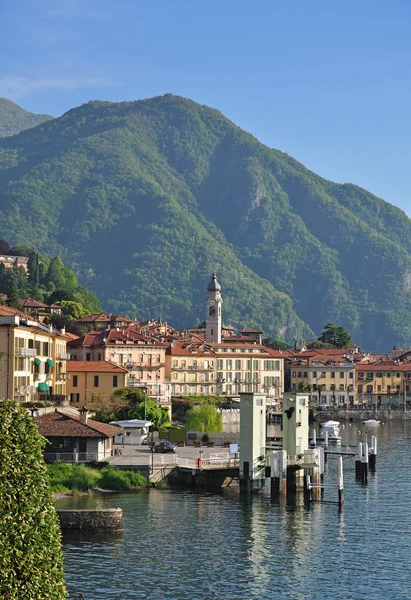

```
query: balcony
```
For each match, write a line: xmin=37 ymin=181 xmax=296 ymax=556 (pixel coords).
xmin=139 ymin=363 xmax=165 ymax=369
xmin=57 ymin=352 xmax=71 ymax=360
xmin=58 ymin=373 xmax=71 ymax=381
xmin=18 ymin=348 xmax=37 ymax=357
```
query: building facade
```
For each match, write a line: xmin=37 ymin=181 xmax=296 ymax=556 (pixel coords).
xmin=66 ymin=361 xmax=128 ymax=406
xmin=0 ymin=306 xmax=69 ymax=404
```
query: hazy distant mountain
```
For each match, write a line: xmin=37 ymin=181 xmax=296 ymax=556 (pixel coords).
xmin=0 ymin=94 xmax=410 ymax=350
xmin=0 ymin=98 xmax=53 ymax=138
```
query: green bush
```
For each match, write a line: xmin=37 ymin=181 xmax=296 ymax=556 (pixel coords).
xmin=99 ymin=468 xmax=147 ymax=490
xmin=0 ymin=398 xmax=67 ymax=598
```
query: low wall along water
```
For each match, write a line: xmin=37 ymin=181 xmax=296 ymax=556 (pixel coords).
xmin=57 ymin=508 xmax=123 ymax=531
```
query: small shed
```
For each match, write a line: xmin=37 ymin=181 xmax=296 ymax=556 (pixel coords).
xmin=35 ymin=409 xmax=122 ymax=462
xmin=109 ymin=419 xmax=152 ymax=445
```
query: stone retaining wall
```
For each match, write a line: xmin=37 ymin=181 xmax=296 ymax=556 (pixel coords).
xmin=57 ymin=508 xmax=123 ymax=531
xmin=315 ymin=409 xmax=411 ymax=422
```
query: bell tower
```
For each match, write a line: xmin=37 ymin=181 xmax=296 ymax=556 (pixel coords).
xmin=206 ymin=272 xmax=222 ymax=344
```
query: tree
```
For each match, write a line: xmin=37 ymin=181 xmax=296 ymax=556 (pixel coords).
xmin=0 ymin=398 xmax=67 ymax=598
xmin=110 ymin=388 xmax=170 ymax=429
xmin=60 ymin=300 xmax=89 ymax=320
xmin=45 ymin=256 xmax=66 ymax=290
xmin=318 ymin=323 xmax=352 ymax=349
xmin=186 ymin=404 xmax=223 ymax=432
xmin=263 ymin=337 xmax=290 ymax=350
xmin=0 ymin=240 xmax=10 ymax=254
xmin=7 ymin=281 xmax=20 ymax=309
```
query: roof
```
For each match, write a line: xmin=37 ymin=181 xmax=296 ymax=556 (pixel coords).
xmin=68 ymin=326 xmax=167 ymax=348
xmin=357 ymin=362 xmax=411 ymax=371
xmin=0 ymin=305 xmax=31 ymax=319
xmin=66 ymin=360 xmax=129 ymax=373
xmin=20 ymin=297 xmax=49 ymax=309
xmin=241 ymin=328 xmax=263 ymax=333
xmin=35 ymin=411 xmax=122 ymax=438
xmin=73 ymin=312 xmax=135 ymax=324
xmin=207 ymin=272 xmax=221 ymax=292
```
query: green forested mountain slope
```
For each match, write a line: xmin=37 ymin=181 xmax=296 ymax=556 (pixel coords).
xmin=0 ymin=98 xmax=53 ymax=138
xmin=0 ymin=94 xmax=410 ymax=350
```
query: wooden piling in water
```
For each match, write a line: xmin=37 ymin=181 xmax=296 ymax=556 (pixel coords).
xmin=361 ymin=442 xmax=368 ymax=484
xmin=338 ymin=455 xmax=344 ymax=508
xmin=355 ymin=441 xmax=362 ymax=480
xmin=369 ymin=435 xmax=377 ymax=470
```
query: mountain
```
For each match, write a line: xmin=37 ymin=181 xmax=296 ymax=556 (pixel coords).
xmin=0 ymin=98 xmax=53 ymax=138
xmin=0 ymin=94 xmax=410 ymax=351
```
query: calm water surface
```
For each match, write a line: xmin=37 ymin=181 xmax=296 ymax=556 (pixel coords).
xmin=59 ymin=421 xmax=411 ymax=599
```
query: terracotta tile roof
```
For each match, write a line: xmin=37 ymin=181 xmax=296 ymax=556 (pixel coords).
xmin=357 ymin=362 xmax=411 ymax=371
xmin=66 ymin=361 xmax=129 ymax=373
xmin=20 ymin=297 xmax=49 ymax=309
xmin=65 ymin=332 xmax=79 ymax=341
xmin=0 ymin=305 xmax=31 ymax=319
xmin=241 ymin=328 xmax=263 ymax=333
xmin=35 ymin=411 xmax=122 ymax=438
xmin=167 ymin=342 xmax=216 ymax=356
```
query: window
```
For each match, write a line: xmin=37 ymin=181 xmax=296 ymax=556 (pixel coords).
xmin=313 ymin=371 xmax=317 ymax=378
xmin=340 ymin=372 xmax=344 ymax=379
xmin=377 ymin=385 xmax=381 ymax=391
xmin=303 ymin=372 xmax=307 ymax=378
xmin=349 ymin=372 xmax=353 ymax=379
xmin=349 ymin=395 xmax=354 ymax=403
xmin=113 ymin=375 xmax=118 ymax=388
xmin=70 ymin=393 xmax=80 ymax=403
xmin=386 ymin=372 xmax=391 ymax=378
xmin=321 ymin=372 xmax=326 ymax=379
xmin=94 ymin=375 xmax=99 ymax=387
xmin=387 ymin=385 xmax=391 ymax=393
xmin=172 ymin=359 xmax=178 ymax=368
xmin=73 ymin=375 xmax=78 ymax=387
xmin=358 ymin=385 xmax=363 ymax=393
xmin=339 ymin=384 xmax=344 ymax=391
xmin=98 ymin=353 xmax=101 ymax=361
xmin=226 ymin=360 xmax=232 ymax=370
xmin=366 ymin=385 xmax=373 ymax=393
xmin=86 ymin=353 xmax=91 ymax=361
xmin=297 ymin=371 xmax=302 ymax=378
xmin=235 ymin=359 xmax=241 ymax=370
xmin=292 ymin=371 xmax=297 ymax=377
xmin=339 ymin=395 xmax=344 ymax=403
xmin=253 ymin=360 xmax=259 ymax=370
xmin=42 ymin=342 xmax=49 ymax=356
xmin=292 ymin=383 xmax=296 ymax=391
xmin=331 ymin=372 xmax=335 ymax=379
xmin=367 ymin=373 xmax=373 ymax=380
xmin=217 ymin=359 xmax=223 ymax=370
xmin=376 ymin=372 xmax=382 ymax=378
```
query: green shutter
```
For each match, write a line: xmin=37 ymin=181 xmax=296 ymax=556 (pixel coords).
xmin=38 ymin=382 xmax=49 ymax=392
xmin=46 ymin=359 xmax=54 ymax=367
xmin=34 ymin=358 xmax=41 ymax=366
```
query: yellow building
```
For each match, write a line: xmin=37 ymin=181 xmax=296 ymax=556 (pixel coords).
xmin=0 ymin=306 xmax=69 ymax=403
xmin=355 ymin=362 xmax=411 ymax=407
xmin=288 ymin=351 xmax=356 ymax=406
xmin=66 ymin=361 xmax=128 ymax=406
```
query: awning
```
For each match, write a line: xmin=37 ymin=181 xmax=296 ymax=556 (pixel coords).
xmin=34 ymin=358 xmax=41 ymax=366
xmin=46 ymin=359 xmax=54 ymax=367
xmin=38 ymin=382 xmax=49 ymax=392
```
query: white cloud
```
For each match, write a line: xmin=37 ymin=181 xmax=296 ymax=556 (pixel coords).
xmin=0 ymin=73 xmax=111 ymax=100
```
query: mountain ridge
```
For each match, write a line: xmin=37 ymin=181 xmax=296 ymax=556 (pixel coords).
xmin=0 ymin=98 xmax=53 ymax=138
xmin=0 ymin=94 xmax=410 ymax=351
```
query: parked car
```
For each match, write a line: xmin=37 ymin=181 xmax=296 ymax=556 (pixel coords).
xmin=154 ymin=441 xmax=176 ymax=453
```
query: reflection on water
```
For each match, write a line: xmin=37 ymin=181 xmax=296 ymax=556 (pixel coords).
xmin=60 ymin=421 xmax=411 ymax=599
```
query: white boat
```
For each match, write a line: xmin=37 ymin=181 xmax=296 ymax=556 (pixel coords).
xmin=362 ymin=419 xmax=380 ymax=426
xmin=317 ymin=420 xmax=341 ymax=445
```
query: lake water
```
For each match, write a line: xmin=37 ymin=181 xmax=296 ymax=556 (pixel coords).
xmin=59 ymin=421 xmax=411 ymax=600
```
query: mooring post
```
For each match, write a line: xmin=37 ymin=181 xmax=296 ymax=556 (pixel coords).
xmin=355 ymin=441 xmax=362 ymax=480
xmin=337 ymin=455 xmax=344 ymax=509
xmin=369 ymin=436 xmax=377 ymax=470
xmin=281 ymin=450 xmax=287 ymax=497
xmin=240 ymin=461 xmax=251 ymax=495
xmin=270 ymin=451 xmax=280 ymax=498
xmin=304 ymin=473 xmax=312 ymax=502
xmin=361 ymin=442 xmax=369 ymax=484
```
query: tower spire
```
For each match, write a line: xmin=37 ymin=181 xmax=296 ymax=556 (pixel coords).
xmin=206 ymin=272 xmax=222 ymax=343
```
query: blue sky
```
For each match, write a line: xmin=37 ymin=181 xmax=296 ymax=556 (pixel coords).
xmin=2 ymin=0 xmax=411 ymax=213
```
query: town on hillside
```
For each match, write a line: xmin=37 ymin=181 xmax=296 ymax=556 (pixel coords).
xmin=0 ymin=266 xmax=411 ymax=418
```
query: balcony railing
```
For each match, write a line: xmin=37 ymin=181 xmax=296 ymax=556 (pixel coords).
xmin=18 ymin=348 xmax=37 ymax=357
xmin=57 ymin=352 xmax=71 ymax=360
xmin=57 ymin=373 xmax=71 ymax=380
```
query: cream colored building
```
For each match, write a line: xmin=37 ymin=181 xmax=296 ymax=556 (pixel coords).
xmin=0 ymin=306 xmax=69 ymax=403
xmin=66 ymin=361 xmax=128 ymax=406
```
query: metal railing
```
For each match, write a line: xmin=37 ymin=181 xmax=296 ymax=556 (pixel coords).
xmin=18 ymin=347 xmax=37 ymax=357
xmin=44 ymin=452 xmax=97 ymax=463
xmin=57 ymin=352 xmax=71 ymax=360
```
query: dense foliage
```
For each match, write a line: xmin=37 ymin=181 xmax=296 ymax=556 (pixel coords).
xmin=0 ymin=98 xmax=52 ymax=138
xmin=0 ymin=244 xmax=101 ymax=316
xmin=186 ymin=404 xmax=223 ymax=432
xmin=47 ymin=462 xmax=147 ymax=492
xmin=95 ymin=387 xmax=171 ymax=428
xmin=1 ymin=95 xmax=411 ymax=349
xmin=318 ymin=322 xmax=352 ymax=349
xmin=0 ymin=399 xmax=67 ymax=599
